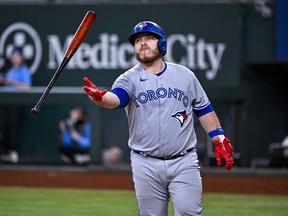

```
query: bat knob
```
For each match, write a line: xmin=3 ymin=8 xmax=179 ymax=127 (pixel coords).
xmin=31 ymin=107 xmax=40 ymax=115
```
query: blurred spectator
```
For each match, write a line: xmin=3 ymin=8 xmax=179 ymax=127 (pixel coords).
xmin=0 ymin=46 xmax=32 ymax=90
xmin=0 ymin=46 xmax=32 ymax=163
xmin=102 ymin=146 xmax=123 ymax=166
xmin=59 ymin=106 xmax=92 ymax=165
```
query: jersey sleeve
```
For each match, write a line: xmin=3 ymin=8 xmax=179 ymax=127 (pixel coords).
xmin=111 ymin=71 xmax=133 ymax=108
xmin=190 ymin=73 xmax=213 ymax=117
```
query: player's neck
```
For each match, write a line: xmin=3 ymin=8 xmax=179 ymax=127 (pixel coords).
xmin=141 ymin=58 xmax=164 ymax=74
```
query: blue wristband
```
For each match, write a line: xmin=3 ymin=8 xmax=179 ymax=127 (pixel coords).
xmin=208 ymin=128 xmax=224 ymax=139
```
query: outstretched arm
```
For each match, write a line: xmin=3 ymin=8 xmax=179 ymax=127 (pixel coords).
xmin=82 ymin=77 xmax=120 ymax=109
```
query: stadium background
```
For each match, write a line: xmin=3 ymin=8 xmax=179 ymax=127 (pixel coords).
xmin=0 ymin=0 xmax=287 ymax=195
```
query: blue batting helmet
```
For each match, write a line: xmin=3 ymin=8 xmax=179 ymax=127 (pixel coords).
xmin=128 ymin=21 xmax=167 ymax=56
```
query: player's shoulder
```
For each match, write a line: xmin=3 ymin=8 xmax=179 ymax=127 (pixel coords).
xmin=115 ymin=64 xmax=142 ymax=83
xmin=123 ymin=63 xmax=142 ymax=75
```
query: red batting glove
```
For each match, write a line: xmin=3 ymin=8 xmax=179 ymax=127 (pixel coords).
xmin=213 ymin=136 xmax=234 ymax=171
xmin=82 ymin=77 xmax=108 ymax=102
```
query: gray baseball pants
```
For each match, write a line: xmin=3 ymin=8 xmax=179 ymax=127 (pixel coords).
xmin=131 ymin=149 xmax=203 ymax=216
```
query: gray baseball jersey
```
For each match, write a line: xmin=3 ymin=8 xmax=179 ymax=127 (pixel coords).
xmin=112 ymin=61 xmax=208 ymax=215
xmin=112 ymin=61 xmax=210 ymax=157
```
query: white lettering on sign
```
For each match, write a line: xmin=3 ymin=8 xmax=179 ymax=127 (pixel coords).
xmin=166 ymin=34 xmax=226 ymax=80
xmin=0 ymin=22 xmax=227 ymax=80
xmin=47 ymin=33 xmax=226 ymax=80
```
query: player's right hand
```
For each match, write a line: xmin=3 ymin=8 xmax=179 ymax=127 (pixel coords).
xmin=213 ymin=135 xmax=234 ymax=171
xmin=82 ymin=77 xmax=108 ymax=102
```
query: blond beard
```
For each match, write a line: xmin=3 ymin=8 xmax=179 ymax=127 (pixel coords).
xmin=136 ymin=47 xmax=162 ymax=64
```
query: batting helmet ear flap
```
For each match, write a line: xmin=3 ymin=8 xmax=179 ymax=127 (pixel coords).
xmin=157 ymin=37 xmax=167 ymax=56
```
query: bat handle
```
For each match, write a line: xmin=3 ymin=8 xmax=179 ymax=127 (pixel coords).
xmin=31 ymin=57 xmax=69 ymax=115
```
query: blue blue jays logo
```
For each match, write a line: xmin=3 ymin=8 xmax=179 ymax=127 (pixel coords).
xmin=137 ymin=22 xmax=147 ymax=30
xmin=171 ymin=110 xmax=188 ymax=127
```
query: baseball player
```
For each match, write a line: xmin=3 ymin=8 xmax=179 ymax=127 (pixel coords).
xmin=83 ymin=21 xmax=234 ymax=216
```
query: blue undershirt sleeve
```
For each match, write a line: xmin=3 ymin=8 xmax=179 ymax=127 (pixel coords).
xmin=110 ymin=87 xmax=130 ymax=108
xmin=193 ymin=103 xmax=214 ymax=117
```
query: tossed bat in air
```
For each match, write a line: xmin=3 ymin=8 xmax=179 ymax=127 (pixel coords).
xmin=31 ymin=11 xmax=96 ymax=115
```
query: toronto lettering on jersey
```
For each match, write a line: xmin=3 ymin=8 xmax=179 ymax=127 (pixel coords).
xmin=47 ymin=33 xmax=226 ymax=80
xmin=132 ymin=87 xmax=189 ymax=108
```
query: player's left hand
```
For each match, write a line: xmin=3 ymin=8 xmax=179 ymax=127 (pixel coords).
xmin=213 ymin=135 xmax=234 ymax=171
xmin=82 ymin=77 xmax=108 ymax=102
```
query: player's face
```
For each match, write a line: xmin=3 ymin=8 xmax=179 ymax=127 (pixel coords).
xmin=134 ymin=33 xmax=162 ymax=64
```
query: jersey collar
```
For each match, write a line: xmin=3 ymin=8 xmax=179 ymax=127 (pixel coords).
xmin=155 ymin=62 xmax=167 ymax=76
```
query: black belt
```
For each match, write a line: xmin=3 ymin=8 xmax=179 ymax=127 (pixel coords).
xmin=133 ymin=147 xmax=194 ymax=160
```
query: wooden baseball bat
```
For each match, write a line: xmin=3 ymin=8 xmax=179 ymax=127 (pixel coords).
xmin=31 ymin=11 xmax=97 ymax=115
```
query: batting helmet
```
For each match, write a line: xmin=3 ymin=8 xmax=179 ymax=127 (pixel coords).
xmin=128 ymin=21 xmax=167 ymax=56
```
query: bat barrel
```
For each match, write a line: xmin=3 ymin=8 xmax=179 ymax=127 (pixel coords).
xmin=31 ymin=11 xmax=96 ymax=115
xmin=64 ymin=11 xmax=96 ymax=59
